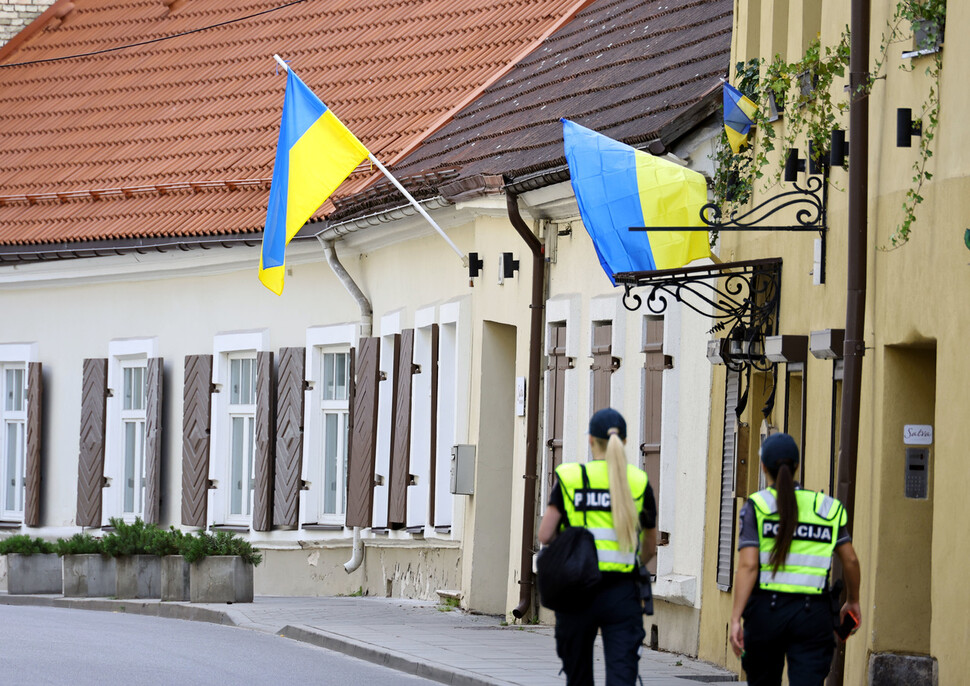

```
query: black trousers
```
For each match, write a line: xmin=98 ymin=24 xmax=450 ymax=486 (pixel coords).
xmin=741 ymin=591 xmax=836 ymax=686
xmin=554 ymin=576 xmax=645 ymax=686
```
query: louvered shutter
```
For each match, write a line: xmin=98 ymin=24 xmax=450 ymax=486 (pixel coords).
xmin=274 ymin=347 xmax=305 ymax=529
xmin=388 ymin=330 xmax=414 ymax=527
xmin=716 ymin=370 xmax=741 ymax=591
xmin=545 ymin=324 xmax=569 ymax=492
xmin=23 ymin=362 xmax=43 ymax=527
xmin=640 ymin=320 xmax=665 ymax=573
xmin=590 ymin=322 xmax=614 ymax=411
xmin=143 ymin=357 xmax=163 ymax=524
xmin=76 ymin=358 xmax=107 ymax=528
xmin=252 ymin=351 xmax=275 ymax=531
xmin=346 ymin=337 xmax=379 ymax=528
xmin=181 ymin=354 xmax=212 ymax=527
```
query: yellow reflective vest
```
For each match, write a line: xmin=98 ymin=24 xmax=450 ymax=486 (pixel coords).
xmin=556 ymin=460 xmax=648 ymax=573
xmin=750 ymin=487 xmax=846 ymax=594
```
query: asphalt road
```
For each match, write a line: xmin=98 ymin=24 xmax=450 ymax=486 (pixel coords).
xmin=0 ymin=604 xmax=438 ymax=685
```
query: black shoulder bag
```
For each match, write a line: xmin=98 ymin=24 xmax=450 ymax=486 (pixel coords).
xmin=536 ymin=464 xmax=602 ymax=612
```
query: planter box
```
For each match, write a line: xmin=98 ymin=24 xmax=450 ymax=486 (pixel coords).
xmin=161 ymin=555 xmax=191 ymax=601
xmin=115 ymin=555 xmax=161 ymax=599
xmin=190 ymin=556 xmax=254 ymax=604
xmin=6 ymin=553 xmax=62 ymax=594
xmin=62 ymin=554 xmax=116 ymax=597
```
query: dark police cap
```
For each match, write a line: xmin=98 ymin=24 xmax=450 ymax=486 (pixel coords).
xmin=760 ymin=432 xmax=800 ymax=470
xmin=589 ymin=408 xmax=626 ymax=440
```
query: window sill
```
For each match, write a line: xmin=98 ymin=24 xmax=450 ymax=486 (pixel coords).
xmin=0 ymin=520 xmax=23 ymax=529
xmin=652 ymin=574 xmax=698 ymax=608
xmin=211 ymin=524 xmax=250 ymax=533
xmin=302 ymin=524 xmax=344 ymax=532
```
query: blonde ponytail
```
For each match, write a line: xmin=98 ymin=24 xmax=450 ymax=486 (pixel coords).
xmin=593 ymin=429 xmax=638 ymax=552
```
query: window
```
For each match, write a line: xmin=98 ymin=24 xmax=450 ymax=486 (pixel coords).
xmin=1 ymin=364 xmax=26 ymax=520
xmin=321 ymin=351 xmax=350 ymax=519
xmin=228 ymin=354 xmax=257 ymax=519
xmin=121 ymin=362 xmax=147 ymax=516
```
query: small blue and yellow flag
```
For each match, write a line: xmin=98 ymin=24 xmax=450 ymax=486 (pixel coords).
xmin=723 ymin=82 xmax=757 ymax=153
xmin=562 ymin=119 xmax=710 ymax=284
xmin=260 ymin=70 xmax=370 ymax=294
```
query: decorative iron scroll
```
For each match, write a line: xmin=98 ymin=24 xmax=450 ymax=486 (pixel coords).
xmin=615 ymin=258 xmax=782 ymax=374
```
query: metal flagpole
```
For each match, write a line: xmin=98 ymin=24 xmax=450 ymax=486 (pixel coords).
xmin=273 ymin=55 xmax=467 ymax=267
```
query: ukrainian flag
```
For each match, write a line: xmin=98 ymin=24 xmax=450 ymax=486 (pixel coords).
xmin=562 ymin=119 xmax=710 ymax=285
xmin=260 ymin=70 xmax=370 ymax=295
xmin=723 ymin=82 xmax=757 ymax=154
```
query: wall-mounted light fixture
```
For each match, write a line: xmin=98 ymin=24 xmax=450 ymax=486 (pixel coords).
xmin=706 ymin=338 xmax=728 ymax=365
xmin=468 ymin=252 xmax=484 ymax=279
xmin=765 ymin=334 xmax=809 ymax=364
xmin=830 ymin=129 xmax=849 ymax=169
xmin=897 ymin=108 xmax=923 ymax=148
xmin=501 ymin=252 xmax=520 ymax=279
xmin=809 ymin=328 xmax=845 ymax=360
xmin=784 ymin=148 xmax=806 ymax=183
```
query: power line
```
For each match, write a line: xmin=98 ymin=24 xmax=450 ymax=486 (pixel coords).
xmin=0 ymin=0 xmax=310 ymax=68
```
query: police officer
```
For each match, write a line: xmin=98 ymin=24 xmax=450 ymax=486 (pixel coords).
xmin=538 ymin=407 xmax=657 ymax=686
xmin=729 ymin=433 xmax=862 ymax=686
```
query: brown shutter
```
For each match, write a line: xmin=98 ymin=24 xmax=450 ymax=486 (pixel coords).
xmin=273 ymin=347 xmax=305 ymax=529
xmin=143 ymin=357 xmax=163 ymax=525
xmin=76 ymin=358 xmax=107 ymax=528
xmin=23 ymin=362 xmax=43 ymax=527
xmin=252 ymin=351 xmax=275 ymax=532
xmin=545 ymin=323 xmax=569 ymax=491
xmin=388 ymin=330 xmax=414 ymax=527
xmin=640 ymin=319 xmax=664 ymax=519
xmin=590 ymin=322 xmax=614 ymax=411
xmin=181 ymin=354 xmax=212 ymax=527
xmin=346 ymin=337 xmax=379 ymax=528
xmin=716 ymin=370 xmax=741 ymax=591
xmin=428 ymin=324 xmax=439 ymax=526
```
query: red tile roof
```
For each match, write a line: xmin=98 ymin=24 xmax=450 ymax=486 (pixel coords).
xmin=0 ymin=0 xmax=592 ymax=247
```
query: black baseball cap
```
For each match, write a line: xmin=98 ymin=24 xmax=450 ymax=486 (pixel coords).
xmin=589 ymin=408 xmax=626 ymax=440
xmin=760 ymin=432 xmax=800 ymax=471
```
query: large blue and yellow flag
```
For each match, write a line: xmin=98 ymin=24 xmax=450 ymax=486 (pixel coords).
xmin=562 ymin=119 xmax=710 ymax=284
xmin=260 ymin=70 xmax=370 ymax=294
xmin=723 ymin=82 xmax=757 ymax=153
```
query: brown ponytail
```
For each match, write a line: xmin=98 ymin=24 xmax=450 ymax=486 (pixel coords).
xmin=769 ymin=461 xmax=797 ymax=573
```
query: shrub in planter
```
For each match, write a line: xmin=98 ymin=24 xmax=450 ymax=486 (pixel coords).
xmin=56 ymin=532 xmax=115 ymax=598
xmin=185 ymin=531 xmax=262 ymax=604
xmin=103 ymin=518 xmax=163 ymax=599
xmin=0 ymin=535 xmax=61 ymax=594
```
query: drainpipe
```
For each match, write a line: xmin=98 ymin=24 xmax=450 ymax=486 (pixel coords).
xmin=830 ymin=1 xmax=869 ymax=683
xmin=506 ymin=190 xmax=546 ymax=619
xmin=316 ymin=235 xmax=373 ymax=574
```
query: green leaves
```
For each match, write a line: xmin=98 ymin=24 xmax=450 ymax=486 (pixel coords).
xmin=0 ymin=534 xmax=54 ymax=555
xmin=181 ymin=530 xmax=262 ymax=566
xmin=55 ymin=532 xmax=104 ymax=556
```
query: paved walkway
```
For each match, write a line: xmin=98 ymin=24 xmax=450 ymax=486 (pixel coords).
xmin=0 ymin=593 xmax=739 ymax=685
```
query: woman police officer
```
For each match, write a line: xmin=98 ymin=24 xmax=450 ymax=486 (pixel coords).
xmin=538 ymin=408 xmax=657 ymax=686
xmin=729 ymin=432 xmax=862 ymax=686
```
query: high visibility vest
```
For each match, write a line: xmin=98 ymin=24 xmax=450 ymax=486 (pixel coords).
xmin=750 ymin=487 xmax=846 ymax=594
xmin=556 ymin=460 xmax=648 ymax=573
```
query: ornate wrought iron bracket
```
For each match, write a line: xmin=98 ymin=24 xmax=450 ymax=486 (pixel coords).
xmin=615 ymin=258 xmax=782 ymax=374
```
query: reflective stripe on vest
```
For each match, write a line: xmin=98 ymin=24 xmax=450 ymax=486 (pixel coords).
xmin=750 ymin=487 xmax=846 ymax=595
xmin=556 ymin=460 xmax=648 ymax=573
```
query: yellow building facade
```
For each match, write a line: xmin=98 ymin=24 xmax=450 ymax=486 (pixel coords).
xmin=698 ymin=1 xmax=969 ymax=683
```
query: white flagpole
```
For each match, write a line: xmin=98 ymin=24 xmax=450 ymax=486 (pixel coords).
xmin=273 ymin=55 xmax=467 ymax=267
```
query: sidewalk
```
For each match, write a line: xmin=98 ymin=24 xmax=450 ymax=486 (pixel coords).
xmin=0 ymin=593 xmax=739 ymax=685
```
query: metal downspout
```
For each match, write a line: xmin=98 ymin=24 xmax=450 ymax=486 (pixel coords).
xmin=317 ymin=235 xmax=373 ymax=574
xmin=830 ymin=1 xmax=869 ymax=683
xmin=506 ymin=190 xmax=545 ymax=619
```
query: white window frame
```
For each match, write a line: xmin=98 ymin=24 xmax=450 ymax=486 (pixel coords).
xmin=302 ymin=322 xmax=358 ymax=528
xmin=210 ymin=330 xmax=268 ymax=528
xmin=104 ymin=338 xmax=156 ymax=525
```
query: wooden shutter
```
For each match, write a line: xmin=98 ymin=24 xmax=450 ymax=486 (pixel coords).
xmin=252 ymin=351 xmax=275 ymax=532
xmin=181 ymin=354 xmax=212 ymax=527
xmin=388 ymin=330 xmax=414 ymax=527
xmin=590 ymin=322 xmax=615 ymax=411
xmin=545 ymin=323 xmax=569 ymax=491
xmin=143 ymin=357 xmax=163 ymax=525
xmin=274 ymin=347 xmax=305 ymax=529
xmin=427 ymin=324 xmax=439 ymax=526
xmin=716 ymin=370 xmax=741 ymax=591
xmin=640 ymin=319 xmax=665 ymax=573
xmin=76 ymin=358 xmax=107 ymax=528
xmin=23 ymin=362 xmax=43 ymax=527
xmin=346 ymin=337 xmax=379 ymax=528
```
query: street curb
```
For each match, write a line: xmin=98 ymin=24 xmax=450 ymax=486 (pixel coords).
xmin=0 ymin=593 xmax=236 ymax=626
xmin=278 ymin=624 xmax=512 ymax=686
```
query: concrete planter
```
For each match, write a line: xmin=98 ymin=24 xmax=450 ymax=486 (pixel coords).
xmin=161 ymin=555 xmax=191 ymax=601
xmin=5 ymin=553 xmax=62 ymax=594
xmin=189 ymin=556 xmax=254 ymax=604
xmin=115 ymin=555 xmax=161 ymax=599
xmin=62 ymin=554 xmax=116 ymax=597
